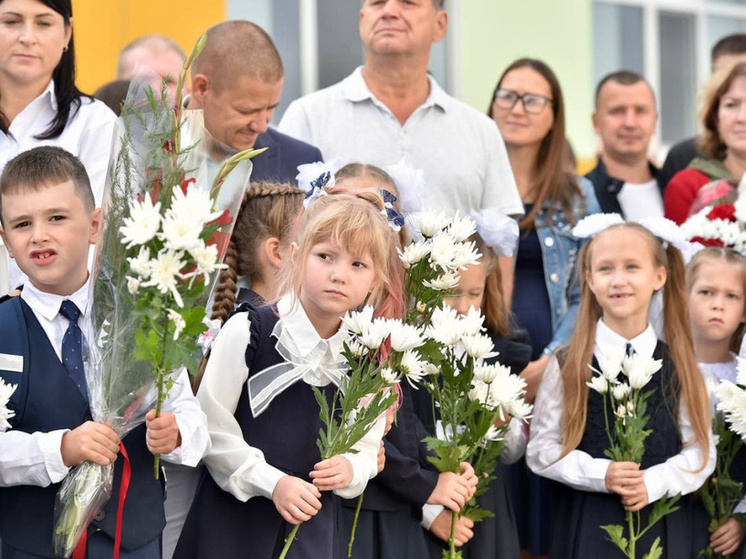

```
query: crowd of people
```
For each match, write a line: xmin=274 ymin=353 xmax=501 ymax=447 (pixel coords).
xmin=1 ymin=0 xmax=746 ymax=558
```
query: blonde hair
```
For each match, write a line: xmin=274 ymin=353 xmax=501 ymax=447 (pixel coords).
xmin=210 ymin=182 xmax=304 ymax=324
xmin=273 ymin=191 xmax=403 ymax=319
xmin=698 ymin=61 xmax=746 ymax=159
xmin=687 ymin=247 xmax=746 ymax=352
xmin=560 ymin=224 xmax=710 ymax=469
xmin=468 ymin=234 xmax=509 ymax=336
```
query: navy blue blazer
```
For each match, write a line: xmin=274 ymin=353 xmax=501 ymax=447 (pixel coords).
xmin=251 ymin=127 xmax=322 ymax=184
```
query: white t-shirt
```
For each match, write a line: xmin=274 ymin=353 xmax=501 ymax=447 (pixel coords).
xmin=0 ymin=80 xmax=117 ymax=293
xmin=279 ymin=67 xmax=523 ymax=219
xmin=617 ymin=179 xmax=664 ymax=221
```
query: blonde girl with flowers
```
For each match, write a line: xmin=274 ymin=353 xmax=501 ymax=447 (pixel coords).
xmin=687 ymin=247 xmax=746 ymax=558
xmin=527 ymin=218 xmax=715 ymax=558
xmin=173 ymin=192 xmax=400 ymax=559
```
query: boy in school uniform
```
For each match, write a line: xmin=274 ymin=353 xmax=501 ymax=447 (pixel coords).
xmin=0 ymin=146 xmax=210 ymax=559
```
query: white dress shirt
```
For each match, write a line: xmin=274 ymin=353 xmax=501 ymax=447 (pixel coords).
xmin=527 ymin=319 xmax=716 ymax=503
xmin=0 ymin=279 xmax=210 ymax=487
xmin=279 ymin=67 xmax=523 ymax=219
xmin=1 ymin=80 xmax=117 ymax=293
xmin=198 ymin=293 xmax=383 ymax=503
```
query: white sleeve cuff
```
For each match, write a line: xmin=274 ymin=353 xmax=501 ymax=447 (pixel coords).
xmin=247 ymin=462 xmax=287 ymax=500
xmin=333 ymin=453 xmax=368 ymax=499
xmin=422 ymin=504 xmax=445 ymax=530
xmin=42 ymin=429 xmax=71 ymax=484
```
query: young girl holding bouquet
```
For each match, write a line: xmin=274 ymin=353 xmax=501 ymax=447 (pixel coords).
xmin=174 ymin=192 xmax=399 ymax=559
xmin=527 ymin=219 xmax=715 ymax=558
xmin=421 ymin=229 xmax=532 ymax=559
xmin=687 ymin=247 xmax=746 ymax=558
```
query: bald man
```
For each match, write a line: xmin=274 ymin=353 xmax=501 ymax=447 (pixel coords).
xmin=186 ymin=21 xmax=321 ymax=184
xmin=118 ymin=34 xmax=187 ymax=101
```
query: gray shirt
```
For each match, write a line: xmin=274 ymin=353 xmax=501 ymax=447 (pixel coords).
xmin=279 ymin=67 xmax=523 ymax=218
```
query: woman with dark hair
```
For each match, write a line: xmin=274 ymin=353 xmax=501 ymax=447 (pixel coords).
xmin=664 ymin=61 xmax=746 ymax=224
xmin=0 ymin=0 xmax=116 ymax=292
xmin=488 ymin=58 xmax=600 ymax=559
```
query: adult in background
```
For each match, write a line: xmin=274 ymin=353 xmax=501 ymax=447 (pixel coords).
xmin=488 ymin=58 xmax=601 ymax=559
xmin=585 ymin=71 xmax=662 ymax=219
xmin=0 ymin=0 xmax=116 ymax=294
xmin=279 ymin=0 xmax=522 ymax=300
xmin=117 ymin=34 xmax=186 ymax=102
xmin=660 ymin=33 xmax=746 ymax=188
xmin=664 ymin=61 xmax=746 ymax=224
xmin=188 ymin=20 xmax=321 ymax=185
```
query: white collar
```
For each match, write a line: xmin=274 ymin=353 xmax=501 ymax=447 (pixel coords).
xmin=21 ymin=276 xmax=90 ymax=322
xmin=595 ymin=318 xmax=657 ymax=360
xmin=342 ymin=66 xmax=448 ymax=112
xmin=275 ymin=293 xmax=348 ymax=359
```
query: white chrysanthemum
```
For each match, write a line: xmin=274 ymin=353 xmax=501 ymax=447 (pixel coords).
xmin=161 ymin=214 xmax=202 ymax=252
xmin=347 ymin=339 xmax=369 ymax=357
xmin=426 ymin=305 xmax=463 ymax=346
xmin=388 ymin=322 xmax=425 ymax=353
xmin=447 ymin=214 xmax=477 ymax=242
xmin=736 ymin=195 xmax=746 ymax=223
xmin=586 ymin=375 xmax=608 ymax=394
xmin=401 ymin=350 xmax=427 ymax=386
xmin=460 ymin=306 xmax=485 ymax=337
xmin=359 ymin=318 xmax=391 ymax=349
xmin=612 ymin=382 xmax=630 ymax=401
xmin=615 ymin=404 xmax=627 ymax=419
xmin=126 ymin=276 xmax=140 ymax=295
xmin=127 ymin=246 xmax=151 ymax=278
xmin=429 ymin=234 xmax=457 ymax=270
xmin=380 ymin=367 xmax=400 ymax=385
xmin=468 ymin=379 xmax=495 ymax=409
xmin=120 ymin=197 xmax=162 ymax=248
xmin=169 ymin=186 xmax=222 ymax=226
xmin=488 ymin=369 xmax=528 ymax=418
xmin=190 ymin=242 xmax=223 ymax=284
xmin=142 ymin=249 xmax=186 ymax=307
xmin=197 ymin=317 xmax=223 ymax=353
xmin=167 ymin=309 xmax=186 ymax=340
xmin=623 ymin=354 xmax=662 ymax=390
xmin=596 ymin=349 xmax=625 ymax=382
xmin=473 ymin=363 xmax=500 ymax=383
xmin=450 ymin=241 xmax=481 ymax=270
xmin=715 ymin=380 xmax=746 ymax=437
xmin=462 ymin=333 xmax=498 ymax=360
xmin=0 ymin=378 xmax=17 ymax=430
xmin=412 ymin=210 xmax=450 ymax=238
xmin=509 ymin=400 xmax=533 ymax=422
xmin=342 ymin=306 xmax=375 ymax=336
xmin=423 ymin=362 xmax=440 ymax=376
xmin=398 ymin=242 xmax=431 ymax=269
xmin=483 ymin=425 xmax=504 ymax=442
xmin=626 ymin=401 xmax=635 ymax=414
xmin=423 ymin=271 xmax=460 ymax=291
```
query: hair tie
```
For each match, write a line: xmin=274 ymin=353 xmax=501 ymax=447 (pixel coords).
xmin=571 ymin=213 xmax=625 ymax=239
xmin=384 ymin=159 xmax=427 ymax=216
xmin=470 ymin=208 xmax=519 ymax=257
xmin=380 ymin=189 xmax=405 ymax=232
xmin=296 ymin=160 xmax=342 ymax=208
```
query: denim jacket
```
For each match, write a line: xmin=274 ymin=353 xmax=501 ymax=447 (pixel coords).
xmin=528 ymin=177 xmax=600 ymax=356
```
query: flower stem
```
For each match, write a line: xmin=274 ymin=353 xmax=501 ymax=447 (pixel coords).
xmin=449 ymin=510 xmax=458 ymax=559
xmin=279 ymin=524 xmax=300 ymax=559
xmin=347 ymin=494 xmax=364 ymax=557
xmin=627 ymin=510 xmax=636 ymax=559
xmin=153 ymin=307 xmax=170 ymax=479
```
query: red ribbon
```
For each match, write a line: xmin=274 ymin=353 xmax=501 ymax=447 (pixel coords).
xmin=71 ymin=442 xmax=131 ymax=559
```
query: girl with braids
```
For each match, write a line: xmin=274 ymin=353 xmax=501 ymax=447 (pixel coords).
xmin=211 ymin=181 xmax=304 ymax=318
xmin=526 ymin=220 xmax=715 ymax=559
xmin=175 ymin=191 xmax=399 ymax=559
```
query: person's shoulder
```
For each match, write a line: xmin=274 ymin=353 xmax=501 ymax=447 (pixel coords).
xmin=437 ymin=90 xmax=493 ymax=126
xmin=287 ymin=79 xmax=348 ymax=111
xmin=668 ymin=166 xmax=710 ymax=187
xmin=75 ymin=96 xmax=117 ymax=123
xmin=262 ymin=127 xmax=322 ymax=158
xmin=667 ymin=136 xmax=700 ymax=160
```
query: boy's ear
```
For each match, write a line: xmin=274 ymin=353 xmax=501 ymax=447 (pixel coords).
xmin=0 ymin=225 xmax=11 ymax=258
xmin=88 ymin=208 xmax=102 ymax=244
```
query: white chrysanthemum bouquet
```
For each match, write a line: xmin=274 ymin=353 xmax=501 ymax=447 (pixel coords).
xmin=586 ymin=349 xmax=680 ymax=559
xmin=52 ymin=35 xmax=265 ymax=558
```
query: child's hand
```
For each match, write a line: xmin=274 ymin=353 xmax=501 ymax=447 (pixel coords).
xmin=427 ymin=470 xmax=473 ymax=512
xmin=145 ymin=410 xmax=181 ymax=455
xmin=61 ymin=421 xmax=120 ymax=467
xmin=310 ymin=455 xmax=353 ymax=490
xmin=430 ymin=510 xmax=475 ymax=546
xmin=377 ymin=441 xmax=386 ymax=473
xmin=459 ymin=461 xmax=479 ymax=500
xmin=384 ymin=407 xmax=396 ymax=435
xmin=711 ymin=517 xmax=745 ymax=555
xmin=605 ymin=461 xmax=644 ymax=496
xmin=620 ymin=480 xmax=649 ymax=512
xmin=272 ymin=475 xmax=323 ymax=525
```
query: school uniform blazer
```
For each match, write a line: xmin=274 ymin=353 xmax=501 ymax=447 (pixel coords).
xmin=250 ymin=127 xmax=323 ymax=184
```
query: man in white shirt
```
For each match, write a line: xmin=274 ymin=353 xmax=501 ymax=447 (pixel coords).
xmin=117 ymin=34 xmax=187 ymax=102
xmin=279 ymin=0 xmax=522 ymax=296
xmin=585 ymin=71 xmax=664 ymax=221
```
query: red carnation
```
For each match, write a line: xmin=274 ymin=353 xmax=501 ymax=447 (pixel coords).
xmin=691 ymin=236 xmax=725 ymax=248
xmin=706 ymin=204 xmax=736 ymax=221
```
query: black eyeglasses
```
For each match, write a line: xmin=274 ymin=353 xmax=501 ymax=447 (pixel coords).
xmin=494 ymin=88 xmax=554 ymax=114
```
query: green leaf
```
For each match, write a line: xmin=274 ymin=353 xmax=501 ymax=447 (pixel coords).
xmin=642 ymin=537 xmax=663 ymax=559
xmin=600 ymin=524 xmax=628 ymax=553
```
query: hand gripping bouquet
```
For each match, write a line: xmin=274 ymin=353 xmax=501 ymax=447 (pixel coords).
xmin=52 ymin=35 xmax=265 ymax=557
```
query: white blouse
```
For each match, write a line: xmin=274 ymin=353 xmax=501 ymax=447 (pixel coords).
xmin=197 ymin=294 xmax=383 ymax=503
xmin=527 ymin=319 xmax=716 ymax=503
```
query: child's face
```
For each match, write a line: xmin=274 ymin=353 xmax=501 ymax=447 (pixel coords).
xmin=444 ymin=260 xmax=488 ymax=316
xmin=0 ymin=180 xmax=100 ymax=295
xmin=585 ymin=228 xmax=666 ymax=336
xmin=688 ymin=259 xmax=746 ymax=347
xmin=296 ymin=239 xmax=377 ymax=335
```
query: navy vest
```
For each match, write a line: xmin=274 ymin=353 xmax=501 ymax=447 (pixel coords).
xmin=0 ymin=297 xmax=165 ymax=557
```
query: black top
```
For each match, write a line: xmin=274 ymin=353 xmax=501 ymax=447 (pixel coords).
xmin=659 ymin=136 xmax=701 ymax=190
xmin=585 ymin=157 xmax=664 ymax=216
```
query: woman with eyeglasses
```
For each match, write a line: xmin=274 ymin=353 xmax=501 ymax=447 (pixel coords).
xmin=488 ymin=58 xmax=600 ymax=559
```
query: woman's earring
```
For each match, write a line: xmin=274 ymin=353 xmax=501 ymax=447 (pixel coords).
xmin=63 ymin=44 xmax=69 ymax=52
